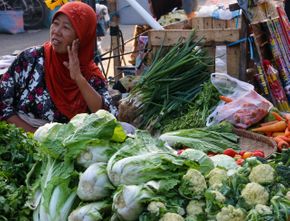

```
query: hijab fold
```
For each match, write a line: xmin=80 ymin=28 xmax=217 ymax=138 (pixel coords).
xmin=44 ymin=1 xmax=105 ymax=119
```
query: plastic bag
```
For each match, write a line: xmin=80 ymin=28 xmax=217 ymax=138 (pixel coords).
xmin=206 ymin=73 xmax=273 ymax=129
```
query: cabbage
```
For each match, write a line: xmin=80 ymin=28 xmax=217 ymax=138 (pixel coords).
xmin=34 ymin=122 xmax=62 ymax=143
xmin=63 ymin=110 xmax=127 ymax=160
xmin=29 ymin=158 xmax=77 ymax=221
xmin=108 ymin=152 xmax=185 ymax=186
xmin=77 ymin=162 xmax=114 ymax=201
xmin=180 ymin=149 xmax=214 ymax=175
xmin=68 ymin=201 xmax=111 ymax=221
xmin=77 ymin=140 xmax=119 ymax=168
xmin=210 ymin=154 xmax=238 ymax=170
xmin=107 ymin=131 xmax=186 ymax=187
xmin=112 ymin=183 xmax=155 ymax=221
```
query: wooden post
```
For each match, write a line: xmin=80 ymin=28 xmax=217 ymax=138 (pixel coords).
xmin=107 ymin=0 xmax=122 ymax=80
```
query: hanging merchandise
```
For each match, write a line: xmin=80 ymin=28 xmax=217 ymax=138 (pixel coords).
xmin=263 ymin=60 xmax=290 ymax=112
xmin=265 ymin=19 xmax=290 ymax=101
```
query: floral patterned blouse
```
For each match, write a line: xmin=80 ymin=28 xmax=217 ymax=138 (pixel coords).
xmin=0 ymin=46 xmax=117 ymax=123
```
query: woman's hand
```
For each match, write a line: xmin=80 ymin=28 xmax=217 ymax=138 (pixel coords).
xmin=63 ymin=39 xmax=103 ymax=113
xmin=63 ymin=39 xmax=83 ymax=81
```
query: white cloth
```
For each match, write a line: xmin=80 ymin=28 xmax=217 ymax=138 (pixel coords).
xmin=17 ymin=112 xmax=49 ymax=128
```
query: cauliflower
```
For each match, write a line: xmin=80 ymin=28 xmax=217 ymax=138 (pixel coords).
xmin=159 ymin=212 xmax=184 ymax=221
xmin=216 ymin=205 xmax=246 ymax=221
xmin=241 ymin=182 xmax=269 ymax=206
xmin=147 ymin=201 xmax=166 ymax=216
xmin=254 ymin=204 xmax=272 ymax=215
xmin=186 ymin=200 xmax=205 ymax=218
xmin=249 ymin=164 xmax=275 ymax=184
xmin=209 ymin=190 xmax=226 ymax=203
xmin=179 ymin=169 xmax=207 ymax=198
xmin=207 ymin=168 xmax=228 ymax=188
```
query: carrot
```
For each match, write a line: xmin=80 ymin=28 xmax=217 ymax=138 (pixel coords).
xmin=284 ymin=113 xmax=290 ymax=130
xmin=271 ymin=112 xmax=284 ymax=121
xmin=272 ymin=132 xmax=286 ymax=137
xmin=277 ymin=135 xmax=290 ymax=143
xmin=273 ymin=136 xmax=289 ymax=151
xmin=260 ymin=120 xmax=279 ymax=127
xmin=285 ymin=127 xmax=290 ymax=137
xmin=252 ymin=120 xmax=287 ymax=133
xmin=219 ymin=95 xmax=233 ymax=103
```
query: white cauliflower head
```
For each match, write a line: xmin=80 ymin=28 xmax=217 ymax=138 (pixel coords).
xmin=186 ymin=200 xmax=205 ymax=217
xmin=159 ymin=212 xmax=184 ymax=221
xmin=216 ymin=205 xmax=246 ymax=221
xmin=147 ymin=201 xmax=166 ymax=216
xmin=241 ymin=182 xmax=269 ymax=206
xmin=209 ymin=190 xmax=226 ymax=203
xmin=249 ymin=164 xmax=275 ymax=184
xmin=254 ymin=204 xmax=272 ymax=215
xmin=179 ymin=169 xmax=207 ymax=198
xmin=207 ymin=167 xmax=228 ymax=188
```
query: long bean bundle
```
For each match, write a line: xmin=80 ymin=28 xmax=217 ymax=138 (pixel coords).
xmin=131 ymin=32 xmax=214 ymax=132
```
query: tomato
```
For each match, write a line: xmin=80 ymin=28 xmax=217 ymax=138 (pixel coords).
xmin=236 ymin=158 xmax=245 ymax=165
xmin=242 ymin=151 xmax=253 ymax=159
xmin=239 ymin=150 xmax=246 ymax=156
xmin=223 ymin=148 xmax=237 ymax=157
xmin=253 ymin=149 xmax=264 ymax=154
xmin=252 ymin=151 xmax=265 ymax=158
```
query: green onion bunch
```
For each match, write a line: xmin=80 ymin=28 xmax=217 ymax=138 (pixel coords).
xmin=131 ymin=32 xmax=214 ymax=132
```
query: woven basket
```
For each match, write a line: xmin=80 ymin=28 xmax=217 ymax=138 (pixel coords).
xmin=233 ymin=128 xmax=277 ymax=157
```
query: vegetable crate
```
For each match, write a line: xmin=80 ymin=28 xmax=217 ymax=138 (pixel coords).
xmin=148 ymin=16 xmax=247 ymax=79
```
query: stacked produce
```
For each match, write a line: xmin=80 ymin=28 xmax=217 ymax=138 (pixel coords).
xmin=252 ymin=110 xmax=290 ymax=152
xmin=2 ymin=110 xmax=289 ymax=220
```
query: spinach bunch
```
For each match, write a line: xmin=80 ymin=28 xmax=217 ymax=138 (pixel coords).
xmin=0 ymin=121 xmax=38 ymax=221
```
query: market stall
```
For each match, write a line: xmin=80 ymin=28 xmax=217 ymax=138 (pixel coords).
xmin=0 ymin=0 xmax=290 ymax=221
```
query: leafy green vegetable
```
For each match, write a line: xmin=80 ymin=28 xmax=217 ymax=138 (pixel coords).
xmin=107 ymin=131 xmax=188 ymax=187
xmin=68 ymin=201 xmax=112 ymax=221
xmin=159 ymin=122 xmax=240 ymax=153
xmin=268 ymin=149 xmax=290 ymax=188
xmin=130 ymin=31 xmax=213 ymax=132
xmin=162 ymin=81 xmax=219 ymax=132
xmin=29 ymin=110 xmax=127 ymax=221
xmin=0 ymin=121 xmax=38 ymax=221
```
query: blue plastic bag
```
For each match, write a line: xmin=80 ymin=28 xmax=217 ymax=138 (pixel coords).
xmin=0 ymin=10 xmax=25 ymax=34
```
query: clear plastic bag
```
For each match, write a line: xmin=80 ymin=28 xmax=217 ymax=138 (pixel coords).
xmin=206 ymin=73 xmax=273 ymax=129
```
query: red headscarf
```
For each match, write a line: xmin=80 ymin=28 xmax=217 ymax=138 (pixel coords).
xmin=44 ymin=1 xmax=105 ymax=119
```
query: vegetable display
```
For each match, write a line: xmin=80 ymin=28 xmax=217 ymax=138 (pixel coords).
xmin=1 ymin=110 xmax=290 ymax=221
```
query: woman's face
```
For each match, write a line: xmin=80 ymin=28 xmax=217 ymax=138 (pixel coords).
xmin=50 ymin=14 xmax=77 ymax=54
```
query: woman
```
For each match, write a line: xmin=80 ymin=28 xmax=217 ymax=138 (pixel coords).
xmin=0 ymin=1 xmax=117 ymax=132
